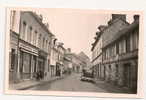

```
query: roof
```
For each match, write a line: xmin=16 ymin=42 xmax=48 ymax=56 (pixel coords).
xmin=91 ymin=17 xmax=129 ymax=51
xmin=23 ymin=11 xmax=54 ymax=37
xmin=102 ymin=19 xmax=139 ymax=49
xmin=91 ymin=31 xmax=102 ymax=51
xmin=70 ymin=53 xmax=87 ymax=64
xmin=78 ymin=52 xmax=90 ymax=60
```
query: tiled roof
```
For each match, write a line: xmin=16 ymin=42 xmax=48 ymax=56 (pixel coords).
xmin=24 ymin=11 xmax=54 ymax=37
xmin=102 ymin=19 xmax=139 ymax=49
xmin=91 ymin=18 xmax=129 ymax=51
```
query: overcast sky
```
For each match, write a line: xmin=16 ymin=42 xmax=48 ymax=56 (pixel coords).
xmin=35 ymin=8 xmax=134 ymax=59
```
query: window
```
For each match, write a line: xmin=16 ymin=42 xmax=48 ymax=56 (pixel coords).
xmin=34 ymin=31 xmax=37 ymax=46
xmin=11 ymin=49 xmax=15 ymax=70
xmin=115 ymin=64 xmax=119 ymax=77
xmin=102 ymin=52 xmax=105 ymax=60
xmin=23 ymin=53 xmax=31 ymax=73
xmin=109 ymin=65 xmax=111 ymax=71
xmin=116 ymin=42 xmax=119 ymax=54
xmin=104 ymin=51 xmax=106 ymax=60
xmin=27 ymin=26 xmax=32 ymax=43
xmin=10 ymin=11 xmax=16 ymax=29
xmin=21 ymin=21 xmax=26 ymax=39
xmin=42 ymin=37 xmax=45 ymax=49
xmin=106 ymin=49 xmax=108 ymax=59
xmin=46 ymin=40 xmax=48 ymax=50
xmin=132 ymin=30 xmax=139 ymax=50
xmin=126 ymin=36 xmax=130 ymax=52
xmin=119 ymin=39 xmax=126 ymax=54
xmin=38 ymin=34 xmax=42 ymax=48
xmin=33 ymin=56 xmax=37 ymax=72
xmin=48 ymin=60 xmax=50 ymax=72
xmin=111 ymin=46 xmax=114 ymax=57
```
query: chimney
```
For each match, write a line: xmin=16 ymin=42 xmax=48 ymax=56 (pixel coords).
xmin=112 ymin=14 xmax=126 ymax=21
xmin=98 ymin=25 xmax=107 ymax=31
xmin=96 ymin=31 xmax=100 ymax=35
xmin=108 ymin=19 xmax=112 ymax=25
xmin=58 ymin=42 xmax=64 ymax=46
xmin=45 ymin=23 xmax=49 ymax=29
xmin=39 ymin=14 xmax=43 ymax=21
xmin=53 ymin=38 xmax=57 ymax=45
xmin=67 ymin=48 xmax=71 ymax=53
xmin=134 ymin=15 xmax=139 ymax=21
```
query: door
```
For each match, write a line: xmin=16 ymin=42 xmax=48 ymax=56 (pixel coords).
xmin=123 ymin=63 xmax=131 ymax=87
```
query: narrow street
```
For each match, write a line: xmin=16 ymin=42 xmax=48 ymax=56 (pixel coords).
xmin=9 ymin=10 xmax=139 ymax=94
xmin=29 ymin=73 xmax=107 ymax=92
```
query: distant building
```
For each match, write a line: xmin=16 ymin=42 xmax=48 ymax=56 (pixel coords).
xmin=91 ymin=30 xmax=104 ymax=80
xmin=78 ymin=52 xmax=91 ymax=69
xmin=63 ymin=49 xmax=85 ymax=73
xmin=56 ymin=42 xmax=66 ymax=76
xmin=50 ymin=38 xmax=58 ymax=77
xmin=71 ymin=53 xmax=84 ymax=73
xmin=63 ymin=49 xmax=72 ymax=74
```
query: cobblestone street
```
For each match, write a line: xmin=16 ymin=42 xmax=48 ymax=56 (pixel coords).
xmin=29 ymin=73 xmax=107 ymax=92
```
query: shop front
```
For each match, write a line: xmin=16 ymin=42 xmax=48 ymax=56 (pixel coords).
xmin=56 ymin=62 xmax=61 ymax=76
xmin=18 ymin=40 xmax=38 ymax=81
xmin=38 ymin=50 xmax=48 ymax=79
xmin=9 ymin=31 xmax=19 ymax=83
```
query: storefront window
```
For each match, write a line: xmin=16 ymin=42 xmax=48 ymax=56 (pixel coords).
xmin=33 ymin=56 xmax=37 ymax=73
xmin=23 ymin=53 xmax=31 ymax=73
xmin=11 ymin=49 xmax=15 ymax=70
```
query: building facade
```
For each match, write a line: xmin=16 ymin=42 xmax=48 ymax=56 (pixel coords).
xmin=78 ymin=52 xmax=91 ymax=69
xmin=71 ymin=53 xmax=83 ymax=73
xmin=102 ymin=15 xmax=139 ymax=93
xmin=50 ymin=38 xmax=58 ymax=77
xmin=91 ymin=29 xmax=104 ymax=81
xmin=56 ymin=42 xmax=66 ymax=76
xmin=9 ymin=11 xmax=20 ymax=83
xmin=9 ymin=11 xmax=53 ymax=82
xmin=91 ymin=14 xmax=139 ymax=93
xmin=63 ymin=48 xmax=73 ymax=74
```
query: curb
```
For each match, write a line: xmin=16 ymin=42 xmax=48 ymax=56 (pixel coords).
xmin=18 ymin=75 xmax=66 ymax=90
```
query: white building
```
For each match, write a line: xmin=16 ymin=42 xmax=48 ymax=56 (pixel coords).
xmin=9 ymin=10 xmax=54 ymax=82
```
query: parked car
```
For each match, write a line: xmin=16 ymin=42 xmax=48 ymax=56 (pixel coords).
xmin=80 ymin=69 xmax=94 ymax=83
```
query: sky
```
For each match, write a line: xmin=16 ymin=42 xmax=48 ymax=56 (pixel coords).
xmin=34 ymin=8 xmax=134 ymax=59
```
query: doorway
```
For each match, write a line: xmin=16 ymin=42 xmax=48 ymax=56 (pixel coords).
xmin=123 ymin=63 xmax=131 ymax=87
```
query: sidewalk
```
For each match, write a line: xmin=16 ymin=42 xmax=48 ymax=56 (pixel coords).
xmin=94 ymin=79 xmax=136 ymax=94
xmin=9 ymin=75 xmax=66 ymax=90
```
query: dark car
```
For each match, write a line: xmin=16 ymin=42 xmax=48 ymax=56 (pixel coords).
xmin=80 ymin=69 xmax=94 ymax=83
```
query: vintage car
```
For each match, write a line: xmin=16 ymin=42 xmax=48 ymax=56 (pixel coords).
xmin=80 ymin=69 xmax=94 ymax=83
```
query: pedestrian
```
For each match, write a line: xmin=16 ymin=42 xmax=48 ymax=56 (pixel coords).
xmin=36 ymin=71 xmax=40 ymax=81
xmin=40 ymin=70 xmax=44 ymax=80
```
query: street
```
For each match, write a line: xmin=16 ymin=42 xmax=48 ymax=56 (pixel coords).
xmin=29 ymin=73 xmax=107 ymax=92
xmin=8 ymin=9 xmax=139 ymax=95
